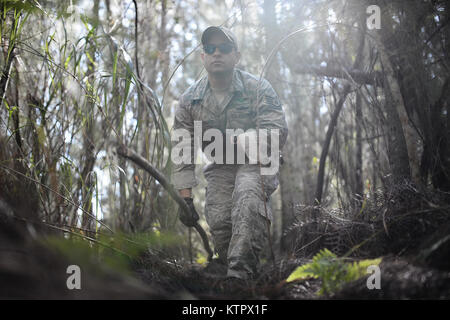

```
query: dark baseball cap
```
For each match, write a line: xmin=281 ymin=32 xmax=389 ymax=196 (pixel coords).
xmin=201 ymin=26 xmax=238 ymax=51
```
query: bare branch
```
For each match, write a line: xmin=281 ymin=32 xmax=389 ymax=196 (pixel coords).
xmin=116 ymin=144 xmax=213 ymax=260
xmin=294 ymin=64 xmax=382 ymax=87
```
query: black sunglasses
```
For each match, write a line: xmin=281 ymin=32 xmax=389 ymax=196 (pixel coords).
xmin=203 ymin=43 xmax=234 ymax=55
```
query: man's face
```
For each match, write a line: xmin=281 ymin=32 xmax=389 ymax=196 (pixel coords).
xmin=201 ymin=32 xmax=240 ymax=75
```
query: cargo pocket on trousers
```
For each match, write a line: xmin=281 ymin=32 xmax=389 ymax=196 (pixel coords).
xmin=257 ymin=200 xmax=273 ymax=222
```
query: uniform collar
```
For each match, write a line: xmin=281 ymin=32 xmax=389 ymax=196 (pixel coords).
xmin=191 ymin=69 xmax=245 ymax=101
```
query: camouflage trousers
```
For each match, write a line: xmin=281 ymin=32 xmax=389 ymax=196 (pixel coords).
xmin=203 ymin=163 xmax=279 ymax=279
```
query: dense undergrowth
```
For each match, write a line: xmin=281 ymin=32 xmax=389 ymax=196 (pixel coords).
xmin=1 ymin=145 xmax=449 ymax=299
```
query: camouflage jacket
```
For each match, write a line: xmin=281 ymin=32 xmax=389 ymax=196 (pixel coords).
xmin=171 ymin=68 xmax=288 ymax=190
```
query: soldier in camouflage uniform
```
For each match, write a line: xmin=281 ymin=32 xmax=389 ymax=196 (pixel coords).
xmin=172 ymin=26 xmax=288 ymax=280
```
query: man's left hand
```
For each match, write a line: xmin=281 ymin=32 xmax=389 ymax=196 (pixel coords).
xmin=178 ymin=197 xmax=200 ymax=227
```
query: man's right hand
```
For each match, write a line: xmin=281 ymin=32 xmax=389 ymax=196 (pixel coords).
xmin=178 ymin=197 xmax=199 ymax=227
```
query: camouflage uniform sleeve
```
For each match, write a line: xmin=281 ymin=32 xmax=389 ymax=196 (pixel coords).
xmin=171 ymin=95 xmax=198 ymax=190
xmin=256 ymin=79 xmax=288 ymax=149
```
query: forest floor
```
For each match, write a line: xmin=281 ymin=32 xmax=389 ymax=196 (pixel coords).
xmin=1 ymin=210 xmax=450 ymax=299
xmin=134 ymin=255 xmax=450 ymax=300
xmin=132 ymin=249 xmax=450 ymax=300
xmin=133 ymin=255 xmax=322 ymax=299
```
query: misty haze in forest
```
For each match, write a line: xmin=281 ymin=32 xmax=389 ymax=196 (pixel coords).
xmin=0 ymin=0 xmax=449 ymax=301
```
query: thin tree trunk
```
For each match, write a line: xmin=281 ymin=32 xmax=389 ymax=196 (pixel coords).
xmin=355 ymin=91 xmax=364 ymax=200
xmin=372 ymin=0 xmax=421 ymax=185
xmin=81 ymin=0 xmax=100 ymax=232
xmin=314 ymin=84 xmax=351 ymax=204
xmin=263 ymin=0 xmax=285 ymax=251
xmin=374 ymin=28 xmax=412 ymax=184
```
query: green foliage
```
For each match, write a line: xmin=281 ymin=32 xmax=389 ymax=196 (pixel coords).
xmin=196 ymin=252 xmax=207 ymax=266
xmin=44 ymin=230 xmax=181 ymax=275
xmin=0 ymin=0 xmax=44 ymax=14
xmin=286 ymin=248 xmax=382 ymax=295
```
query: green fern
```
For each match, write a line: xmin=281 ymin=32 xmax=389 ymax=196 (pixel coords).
xmin=286 ymin=248 xmax=381 ymax=295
